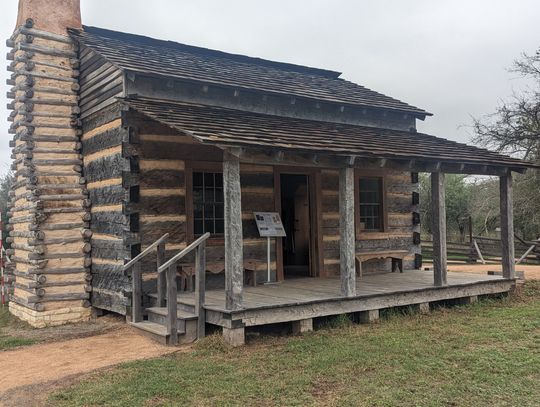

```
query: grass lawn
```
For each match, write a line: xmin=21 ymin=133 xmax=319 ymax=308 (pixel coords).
xmin=51 ymin=282 xmax=540 ymax=407
xmin=0 ymin=305 xmax=37 ymax=350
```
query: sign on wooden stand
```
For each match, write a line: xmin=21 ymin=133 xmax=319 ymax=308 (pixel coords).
xmin=253 ymin=212 xmax=286 ymax=283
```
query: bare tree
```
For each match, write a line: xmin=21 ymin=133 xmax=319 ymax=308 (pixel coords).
xmin=472 ymin=49 xmax=540 ymax=161
xmin=472 ymin=48 xmax=540 ymax=240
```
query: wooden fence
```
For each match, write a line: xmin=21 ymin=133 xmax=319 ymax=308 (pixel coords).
xmin=422 ymin=236 xmax=540 ymax=264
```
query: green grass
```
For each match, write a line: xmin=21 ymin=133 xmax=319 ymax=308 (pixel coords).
xmin=0 ymin=305 xmax=37 ymax=350
xmin=50 ymin=282 xmax=540 ymax=407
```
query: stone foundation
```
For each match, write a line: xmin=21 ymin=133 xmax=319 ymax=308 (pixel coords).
xmin=9 ymin=301 xmax=91 ymax=328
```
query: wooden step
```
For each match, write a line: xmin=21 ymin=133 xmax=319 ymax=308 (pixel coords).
xmin=144 ymin=307 xmax=199 ymax=344
xmin=146 ymin=307 xmax=197 ymax=320
xmin=147 ymin=293 xmax=196 ymax=313
xmin=129 ymin=321 xmax=170 ymax=345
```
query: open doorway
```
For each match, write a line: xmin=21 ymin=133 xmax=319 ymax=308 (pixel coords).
xmin=280 ymin=174 xmax=311 ymax=278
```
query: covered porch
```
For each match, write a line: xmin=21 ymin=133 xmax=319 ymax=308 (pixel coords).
xmin=173 ymin=270 xmax=512 ymax=345
xmin=121 ymin=97 xmax=534 ymax=346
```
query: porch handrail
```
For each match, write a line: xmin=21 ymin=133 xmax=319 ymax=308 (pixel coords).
xmin=123 ymin=233 xmax=169 ymax=274
xmin=158 ymin=233 xmax=210 ymax=273
xmin=158 ymin=232 xmax=210 ymax=345
xmin=123 ymin=233 xmax=169 ymax=324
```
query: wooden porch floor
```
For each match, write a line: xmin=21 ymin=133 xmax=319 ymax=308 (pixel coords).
xmin=177 ymin=270 xmax=510 ymax=318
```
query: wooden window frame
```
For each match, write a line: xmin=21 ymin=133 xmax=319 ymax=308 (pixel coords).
xmin=185 ymin=160 xmax=225 ymax=245
xmin=354 ymin=169 xmax=388 ymax=236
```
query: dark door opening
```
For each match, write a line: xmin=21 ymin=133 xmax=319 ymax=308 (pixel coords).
xmin=280 ymin=174 xmax=311 ymax=278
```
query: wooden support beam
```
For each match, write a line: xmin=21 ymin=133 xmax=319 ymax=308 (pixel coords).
xmin=499 ymin=174 xmax=515 ymax=279
xmin=339 ymin=167 xmax=356 ymax=297
xmin=431 ymin=172 xmax=447 ymax=286
xmin=223 ymin=150 xmax=243 ymax=311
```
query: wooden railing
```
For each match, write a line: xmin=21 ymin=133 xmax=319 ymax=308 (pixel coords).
xmin=123 ymin=233 xmax=169 ymax=323
xmin=157 ymin=232 xmax=210 ymax=345
xmin=422 ymin=235 xmax=540 ymax=265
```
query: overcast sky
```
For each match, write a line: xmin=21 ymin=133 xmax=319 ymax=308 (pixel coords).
xmin=1 ymin=0 xmax=539 ymax=176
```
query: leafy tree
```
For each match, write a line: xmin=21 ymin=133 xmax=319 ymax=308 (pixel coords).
xmin=419 ymin=173 xmax=472 ymax=241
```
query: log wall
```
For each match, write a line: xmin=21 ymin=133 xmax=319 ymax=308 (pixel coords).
xmin=82 ymin=102 xmax=132 ymax=315
xmin=127 ymin=112 xmax=277 ymax=294
xmin=320 ymin=169 xmax=420 ymax=276
xmin=125 ymin=113 xmax=419 ymax=292
xmin=6 ymin=21 xmax=91 ymax=326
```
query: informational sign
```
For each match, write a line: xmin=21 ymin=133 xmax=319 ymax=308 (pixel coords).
xmin=253 ymin=212 xmax=286 ymax=237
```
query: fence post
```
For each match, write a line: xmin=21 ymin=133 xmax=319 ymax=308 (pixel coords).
xmin=132 ymin=262 xmax=142 ymax=323
xmin=195 ymin=241 xmax=206 ymax=339
xmin=167 ymin=265 xmax=178 ymax=345
xmin=157 ymin=242 xmax=166 ymax=307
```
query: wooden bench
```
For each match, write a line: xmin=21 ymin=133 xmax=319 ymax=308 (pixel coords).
xmin=178 ymin=259 xmax=264 ymax=291
xmin=355 ymin=250 xmax=409 ymax=277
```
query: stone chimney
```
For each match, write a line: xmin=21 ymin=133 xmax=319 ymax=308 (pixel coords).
xmin=6 ymin=0 xmax=92 ymax=327
xmin=16 ymin=0 xmax=82 ymax=35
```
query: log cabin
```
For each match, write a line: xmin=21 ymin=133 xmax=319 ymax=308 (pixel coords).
xmin=5 ymin=0 xmax=538 ymax=345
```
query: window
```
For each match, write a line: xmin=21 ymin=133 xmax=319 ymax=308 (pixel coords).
xmin=192 ymin=171 xmax=224 ymax=235
xmin=358 ymin=176 xmax=384 ymax=231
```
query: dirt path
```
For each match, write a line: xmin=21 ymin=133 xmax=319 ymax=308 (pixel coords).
xmin=0 ymin=327 xmax=175 ymax=400
xmin=425 ymin=262 xmax=540 ymax=280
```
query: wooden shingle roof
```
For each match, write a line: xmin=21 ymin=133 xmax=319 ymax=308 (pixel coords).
xmin=123 ymin=98 xmax=536 ymax=172
xmin=69 ymin=26 xmax=430 ymax=117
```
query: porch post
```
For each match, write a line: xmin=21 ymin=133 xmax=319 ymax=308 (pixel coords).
xmin=431 ymin=172 xmax=447 ymax=286
xmin=339 ymin=167 xmax=356 ymax=297
xmin=499 ymin=174 xmax=515 ymax=279
xmin=223 ymin=150 xmax=244 ymax=310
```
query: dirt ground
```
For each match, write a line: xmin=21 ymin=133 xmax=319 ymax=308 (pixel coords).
xmin=1 ymin=313 xmax=124 ymax=343
xmin=426 ymin=261 xmax=540 ymax=280
xmin=0 ymin=326 xmax=177 ymax=406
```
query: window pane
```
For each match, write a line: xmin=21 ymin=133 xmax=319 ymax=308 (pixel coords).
xmin=215 ymin=173 xmax=223 ymax=187
xmin=204 ymin=173 xmax=214 ymax=187
xmin=215 ymin=188 xmax=223 ymax=203
xmin=215 ymin=219 xmax=224 ymax=234
xmin=359 ymin=177 xmax=383 ymax=231
xmin=193 ymin=188 xmax=203 ymax=204
xmin=204 ymin=204 xmax=214 ymax=218
xmin=215 ymin=203 xmax=224 ymax=218
xmin=194 ymin=204 xmax=203 ymax=219
xmin=193 ymin=171 xmax=225 ymax=236
xmin=193 ymin=172 xmax=203 ymax=187
xmin=205 ymin=187 xmax=215 ymax=202
xmin=194 ymin=219 xmax=204 ymax=235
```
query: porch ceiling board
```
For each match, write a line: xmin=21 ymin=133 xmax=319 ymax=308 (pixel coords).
xmin=122 ymin=97 xmax=537 ymax=173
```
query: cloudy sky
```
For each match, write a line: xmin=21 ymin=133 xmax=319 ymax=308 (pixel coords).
xmin=1 ymin=0 xmax=539 ymax=176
